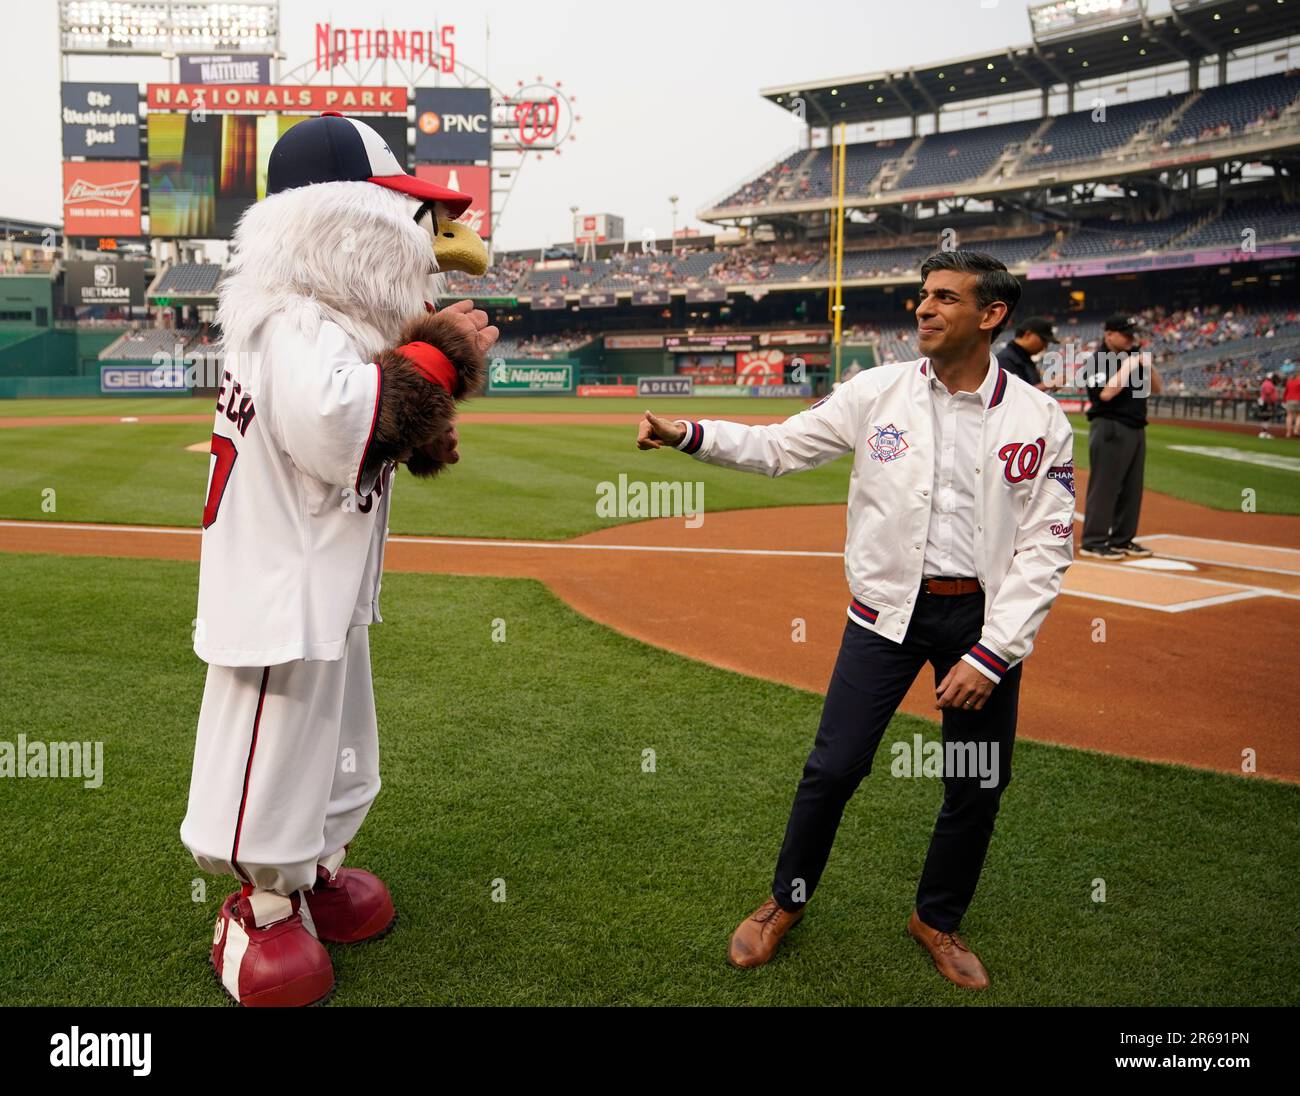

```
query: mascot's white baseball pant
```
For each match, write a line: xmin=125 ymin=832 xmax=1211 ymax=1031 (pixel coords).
xmin=181 ymin=624 xmax=380 ymax=895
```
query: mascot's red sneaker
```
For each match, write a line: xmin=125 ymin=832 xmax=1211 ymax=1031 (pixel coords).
xmin=211 ymin=890 xmax=334 ymax=1007
xmin=303 ymin=849 xmax=396 ymax=944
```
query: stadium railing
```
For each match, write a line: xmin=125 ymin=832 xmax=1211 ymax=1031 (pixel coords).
xmin=1146 ymin=395 xmax=1290 ymax=425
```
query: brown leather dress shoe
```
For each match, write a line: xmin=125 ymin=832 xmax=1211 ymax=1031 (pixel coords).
xmin=728 ymin=896 xmax=804 ymax=969
xmin=907 ymin=909 xmax=990 ymax=990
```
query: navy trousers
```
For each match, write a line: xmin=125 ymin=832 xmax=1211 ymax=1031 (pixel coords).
xmin=771 ymin=587 xmax=1021 ymax=932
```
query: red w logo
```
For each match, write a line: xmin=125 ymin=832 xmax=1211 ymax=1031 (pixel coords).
xmin=998 ymin=437 xmax=1046 ymax=483
xmin=514 ymin=97 xmax=560 ymax=146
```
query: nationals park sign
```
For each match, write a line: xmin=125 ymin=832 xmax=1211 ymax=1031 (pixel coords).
xmin=488 ymin=362 xmax=574 ymax=394
xmin=146 ymin=85 xmax=407 ymax=112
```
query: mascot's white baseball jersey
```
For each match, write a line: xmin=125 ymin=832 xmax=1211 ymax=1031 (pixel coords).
xmin=179 ymin=113 xmax=495 ymax=1007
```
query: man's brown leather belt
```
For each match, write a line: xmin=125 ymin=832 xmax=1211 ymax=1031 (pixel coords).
xmin=921 ymin=577 xmax=982 ymax=596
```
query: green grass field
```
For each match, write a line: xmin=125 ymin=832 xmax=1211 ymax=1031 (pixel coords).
xmin=0 ymin=395 xmax=816 ymax=419
xmin=1 ymin=553 xmax=1295 ymax=1007
xmin=0 ymin=397 xmax=1296 ymax=532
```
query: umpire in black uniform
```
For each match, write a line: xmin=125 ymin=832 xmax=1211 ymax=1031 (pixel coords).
xmin=995 ymin=316 xmax=1055 ymax=389
xmin=1080 ymin=314 xmax=1163 ymax=560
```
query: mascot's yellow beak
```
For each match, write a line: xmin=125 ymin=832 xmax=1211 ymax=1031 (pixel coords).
xmin=433 ymin=217 xmax=489 ymax=276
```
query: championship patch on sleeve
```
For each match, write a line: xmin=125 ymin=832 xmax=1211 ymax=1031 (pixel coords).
xmin=1046 ymin=460 xmax=1075 ymax=498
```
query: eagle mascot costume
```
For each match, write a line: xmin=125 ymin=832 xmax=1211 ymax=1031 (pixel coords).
xmin=179 ymin=112 xmax=496 ymax=1006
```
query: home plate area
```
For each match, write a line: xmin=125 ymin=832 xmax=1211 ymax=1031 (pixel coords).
xmin=1062 ymin=534 xmax=1300 ymax=611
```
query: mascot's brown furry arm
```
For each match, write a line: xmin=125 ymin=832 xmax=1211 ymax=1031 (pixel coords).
xmin=368 ymin=308 xmax=487 ymax=481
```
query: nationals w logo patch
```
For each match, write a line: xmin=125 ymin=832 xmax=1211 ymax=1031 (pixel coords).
xmin=997 ymin=437 xmax=1046 ymax=483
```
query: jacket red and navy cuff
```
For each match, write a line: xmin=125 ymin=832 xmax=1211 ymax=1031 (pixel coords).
xmin=962 ymin=641 xmax=1012 ymax=685
xmin=674 ymin=419 xmax=705 ymax=455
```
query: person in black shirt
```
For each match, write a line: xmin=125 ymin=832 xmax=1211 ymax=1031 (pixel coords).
xmin=1080 ymin=314 xmax=1163 ymax=560
xmin=995 ymin=316 xmax=1055 ymax=389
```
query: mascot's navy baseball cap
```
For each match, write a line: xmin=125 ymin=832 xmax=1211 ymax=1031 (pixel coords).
xmin=266 ymin=112 xmax=472 ymax=217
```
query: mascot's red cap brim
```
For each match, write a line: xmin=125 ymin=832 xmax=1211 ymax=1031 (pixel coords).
xmin=368 ymin=173 xmax=472 ymax=219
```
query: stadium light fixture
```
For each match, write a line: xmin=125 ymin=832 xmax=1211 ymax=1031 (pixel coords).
xmin=59 ymin=0 xmax=279 ymax=55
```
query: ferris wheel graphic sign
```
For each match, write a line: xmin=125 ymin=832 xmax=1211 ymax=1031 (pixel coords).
xmin=278 ymin=24 xmax=580 ymax=239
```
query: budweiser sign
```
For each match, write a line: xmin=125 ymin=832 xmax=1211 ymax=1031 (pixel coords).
xmin=64 ymin=177 xmax=139 ymax=206
xmin=62 ymin=162 xmax=142 ymax=237
xmin=315 ymin=23 xmax=456 ymax=72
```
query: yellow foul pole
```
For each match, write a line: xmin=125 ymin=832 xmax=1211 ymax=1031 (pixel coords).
xmin=827 ymin=136 xmax=839 ymax=324
xmin=833 ymin=122 xmax=847 ymax=382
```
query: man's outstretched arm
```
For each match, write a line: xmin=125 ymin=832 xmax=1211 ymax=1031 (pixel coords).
xmin=635 ymin=378 xmax=866 ymax=477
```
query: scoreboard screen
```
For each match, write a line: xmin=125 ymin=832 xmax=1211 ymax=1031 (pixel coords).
xmin=147 ymin=113 xmax=409 ymax=239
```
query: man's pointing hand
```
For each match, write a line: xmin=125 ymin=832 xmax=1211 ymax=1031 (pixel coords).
xmin=637 ymin=410 xmax=687 ymax=450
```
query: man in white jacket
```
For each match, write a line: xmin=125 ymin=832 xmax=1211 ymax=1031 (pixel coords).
xmin=637 ymin=251 xmax=1075 ymax=989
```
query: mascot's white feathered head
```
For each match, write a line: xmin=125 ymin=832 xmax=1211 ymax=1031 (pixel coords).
xmin=217 ymin=112 xmax=488 ymax=361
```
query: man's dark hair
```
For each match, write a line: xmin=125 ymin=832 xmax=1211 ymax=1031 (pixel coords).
xmin=918 ymin=250 xmax=1022 ymax=339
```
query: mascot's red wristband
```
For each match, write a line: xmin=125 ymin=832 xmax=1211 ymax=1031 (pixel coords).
xmin=397 ymin=342 xmax=457 ymax=393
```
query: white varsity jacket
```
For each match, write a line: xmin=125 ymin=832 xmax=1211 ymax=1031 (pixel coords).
xmin=673 ymin=356 xmax=1076 ymax=684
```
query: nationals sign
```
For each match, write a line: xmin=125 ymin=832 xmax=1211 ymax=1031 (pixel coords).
xmin=414 ymin=165 xmax=490 ymax=238
xmin=62 ymin=162 xmax=142 ymax=237
xmin=315 ymin=24 xmax=456 ymax=71
xmin=147 ymin=85 xmax=408 ymax=113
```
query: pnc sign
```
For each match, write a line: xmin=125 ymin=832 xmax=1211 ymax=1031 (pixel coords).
xmin=417 ymin=110 xmax=488 ymax=136
xmin=414 ymin=88 xmax=491 ymax=161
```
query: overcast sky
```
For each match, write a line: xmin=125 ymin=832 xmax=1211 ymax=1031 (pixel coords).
xmin=6 ymin=0 xmax=1187 ymax=251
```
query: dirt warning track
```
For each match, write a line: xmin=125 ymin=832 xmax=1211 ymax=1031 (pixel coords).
xmin=2 ymin=469 xmax=1297 ymax=783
